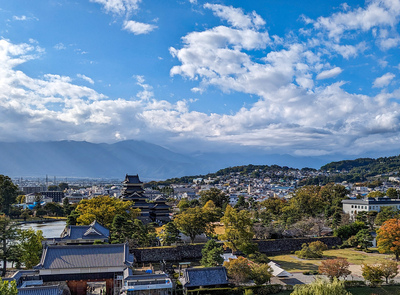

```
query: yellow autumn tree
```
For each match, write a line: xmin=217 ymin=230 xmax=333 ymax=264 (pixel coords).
xmin=76 ymin=195 xmax=140 ymax=228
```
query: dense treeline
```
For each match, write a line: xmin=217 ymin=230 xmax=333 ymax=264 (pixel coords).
xmin=147 ymin=164 xmax=317 ymax=186
xmin=301 ymin=155 xmax=400 ymax=185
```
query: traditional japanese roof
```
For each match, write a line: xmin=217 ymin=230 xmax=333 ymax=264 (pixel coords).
xmin=268 ymin=261 xmax=292 ymax=277
xmin=35 ymin=243 xmax=133 ymax=270
xmin=179 ymin=267 xmax=229 ymax=288
xmin=18 ymin=285 xmax=61 ymax=295
xmin=60 ymin=220 xmax=109 ymax=241
xmin=123 ymin=174 xmax=143 ymax=184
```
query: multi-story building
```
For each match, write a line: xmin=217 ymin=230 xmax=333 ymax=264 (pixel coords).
xmin=342 ymin=197 xmax=400 ymax=219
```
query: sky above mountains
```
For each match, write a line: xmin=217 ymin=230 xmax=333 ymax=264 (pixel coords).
xmin=1 ymin=0 xmax=400 ymax=158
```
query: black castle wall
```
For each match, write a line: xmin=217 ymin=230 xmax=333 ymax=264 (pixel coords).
xmin=132 ymin=236 xmax=341 ymax=263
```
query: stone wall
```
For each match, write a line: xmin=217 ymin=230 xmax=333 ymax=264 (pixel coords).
xmin=133 ymin=244 xmax=205 ymax=263
xmin=257 ymin=236 xmax=342 ymax=255
xmin=132 ymin=237 xmax=342 ymax=263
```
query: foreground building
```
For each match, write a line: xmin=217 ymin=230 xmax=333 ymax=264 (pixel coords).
xmin=34 ymin=243 xmax=133 ymax=294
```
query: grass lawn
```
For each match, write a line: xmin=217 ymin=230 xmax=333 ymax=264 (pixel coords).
xmin=269 ymin=248 xmax=393 ymax=272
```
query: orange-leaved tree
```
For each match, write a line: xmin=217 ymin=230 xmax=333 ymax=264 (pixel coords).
xmin=318 ymin=258 xmax=351 ymax=281
xmin=377 ymin=218 xmax=400 ymax=260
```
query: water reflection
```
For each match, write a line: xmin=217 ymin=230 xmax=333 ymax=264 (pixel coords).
xmin=18 ymin=220 xmax=66 ymax=238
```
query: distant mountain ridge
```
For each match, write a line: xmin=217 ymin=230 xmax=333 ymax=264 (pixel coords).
xmin=1 ymin=140 xmax=395 ymax=181
xmin=0 ymin=140 xmax=201 ymax=180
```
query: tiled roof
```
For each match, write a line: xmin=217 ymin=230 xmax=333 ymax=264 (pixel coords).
xmin=180 ymin=267 xmax=229 ymax=288
xmin=60 ymin=220 xmax=109 ymax=240
xmin=124 ymin=174 xmax=142 ymax=184
xmin=35 ymin=243 xmax=133 ymax=270
xmin=18 ymin=285 xmax=61 ymax=295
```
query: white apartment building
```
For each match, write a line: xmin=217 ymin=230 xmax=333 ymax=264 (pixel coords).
xmin=342 ymin=197 xmax=400 ymax=219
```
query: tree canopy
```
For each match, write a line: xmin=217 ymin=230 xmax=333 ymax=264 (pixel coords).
xmin=219 ymin=205 xmax=255 ymax=254
xmin=75 ymin=195 xmax=140 ymax=228
xmin=0 ymin=175 xmax=18 ymax=216
xmin=377 ymin=218 xmax=400 ymax=260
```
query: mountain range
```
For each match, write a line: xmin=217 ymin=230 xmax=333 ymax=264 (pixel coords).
xmin=0 ymin=140 xmax=389 ymax=180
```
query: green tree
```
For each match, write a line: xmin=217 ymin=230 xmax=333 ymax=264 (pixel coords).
xmin=291 ymin=278 xmax=351 ymax=295
xmin=295 ymin=241 xmax=327 ymax=259
xmin=157 ymin=222 xmax=181 ymax=246
xmin=199 ymin=188 xmax=229 ymax=209
xmin=379 ymin=260 xmax=398 ymax=284
xmin=110 ymin=214 xmax=135 ymax=244
xmin=200 ymin=239 xmax=224 ymax=267
xmin=0 ymin=278 xmax=17 ymax=295
xmin=0 ymin=216 xmax=18 ymax=276
xmin=63 ymin=197 xmax=72 ymax=216
xmin=334 ymin=221 xmax=367 ymax=240
xmin=251 ymin=264 xmax=273 ymax=285
xmin=386 ymin=188 xmax=400 ymax=199
xmin=177 ymin=199 xmax=190 ymax=212
xmin=367 ymin=191 xmax=385 ymax=198
xmin=234 ymin=196 xmax=248 ymax=210
xmin=43 ymin=202 xmax=63 ymax=216
xmin=375 ymin=206 xmax=399 ymax=226
xmin=58 ymin=182 xmax=69 ymax=191
xmin=173 ymin=207 xmax=207 ymax=243
xmin=0 ymin=175 xmax=19 ymax=216
xmin=18 ymin=228 xmax=44 ymax=269
xmin=362 ymin=263 xmax=384 ymax=287
xmin=291 ymin=185 xmax=326 ymax=217
xmin=219 ymin=205 xmax=255 ymax=254
xmin=354 ymin=229 xmax=373 ymax=250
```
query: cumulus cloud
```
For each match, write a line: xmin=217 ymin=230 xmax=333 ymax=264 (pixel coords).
xmin=123 ymin=20 xmax=157 ymax=35
xmin=314 ymin=0 xmax=400 ymax=40
xmin=204 ymin=3 xmax=266 ymax=29
xmin=90 ymin=0 xmax=141 ymax=16
xmin=167 ymin=2 xmax=400 ymax=155
xmin=3 ymin=1 xmax=400 ymax=157
xmin=77 ymin=74 xmax=94 ymax=85
xmin=316 ymin=67 xmax=343 ymax=80
xmin=373 ymin=72 xmax=396 ymax=88
xmin=54 ymin=43 xmax=66 ymax=50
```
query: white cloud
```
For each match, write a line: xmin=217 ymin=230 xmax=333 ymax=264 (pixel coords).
xmin=12 ymin=15 xmax=38 ymax=21
xmin=373 ymin=72 xmax=396 ymax=88
xmin=123 ymin=20 xmax=157 ymax=35
xmin=90 ymin=0 xmax=141 ymax=16
xmin=77 ymin=74 xmax=95 ymax=85
xmin=54 ymin=43 xmax=66 ymax=50
xmin=13 ymin=15 xmax=27 ymax=21
xmin=316 ymin=67 xmax=343 ymax=80
xmin=314 ymin=0 xmax=400 ymax=41
xmin=204 ymin=3 xmax=265 ymax=29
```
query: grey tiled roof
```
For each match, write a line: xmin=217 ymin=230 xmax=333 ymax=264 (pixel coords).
xmin=18 ymin=285 xmax=61 ymax=295
xmin=36 ymin=243 xmax=133 ymax=270
xmin=60 ymin=220 xmax=109 ymax=240
xmin=180 ymin=267 xmax=229 ymax=288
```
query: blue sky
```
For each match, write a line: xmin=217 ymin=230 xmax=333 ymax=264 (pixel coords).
xmin=0 ymin=0 xmax=400 ymax=158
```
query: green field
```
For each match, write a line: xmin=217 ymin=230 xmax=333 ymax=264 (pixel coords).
xmin=269 ymin=248 xmax=393 ymax=272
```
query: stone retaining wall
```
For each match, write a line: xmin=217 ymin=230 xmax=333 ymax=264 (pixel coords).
xmin=132 ymin=237 xmax=342 ymax=263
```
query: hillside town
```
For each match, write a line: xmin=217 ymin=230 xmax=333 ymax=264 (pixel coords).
xmin=1 ymin=167 xmax=400 ymax=295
